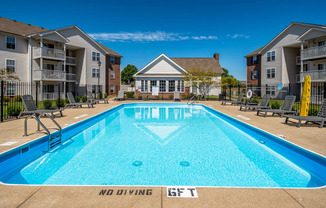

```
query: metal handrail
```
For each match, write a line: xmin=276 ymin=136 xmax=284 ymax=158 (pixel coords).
xmin=24 ymin=113 xmax=62 ymax=151
xmin=187 ymin=94 xmax=197 ymax=106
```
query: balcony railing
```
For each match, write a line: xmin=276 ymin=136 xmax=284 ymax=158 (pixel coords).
xmin=296 ymin=70 xmax=326 ymax=83
xmin=301 ymin=45 xmax=326 ymax=60
xmin=66 ymin=73 xmax=76 ymax=81
xmin=33 ymin=47 xmax=65 ymax=60
xmin=66 ymin=56 xmax=76 ymax=65
xmin=34 ymin=70 xmax=66 ymax=81
xmin=41 ymin=92 xmax=65 ymax=100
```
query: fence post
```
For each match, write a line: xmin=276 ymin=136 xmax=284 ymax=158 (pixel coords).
xmin=324 ymin=82 xmax=326 ymax=99
xmin=35 ymin=82 xmax=38 ymax=107
xmin=1 ymin=81 xmax=4 ymax=122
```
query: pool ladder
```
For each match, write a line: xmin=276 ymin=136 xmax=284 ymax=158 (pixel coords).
xmin=24 ymin=113 xmax=62 ymax=151
xmin=187 ymin=94 xmax=197 ymax=106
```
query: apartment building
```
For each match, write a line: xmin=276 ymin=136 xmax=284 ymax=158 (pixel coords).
xmin=133 ymin=53 xmax=223 ymax=99
xmin=0 ymin=17 xmax=121 ymax=100
xmin=244 ymin=47 xmax=262 ymax=96
xmin=245 ymin=22 xmax=326 ymax=99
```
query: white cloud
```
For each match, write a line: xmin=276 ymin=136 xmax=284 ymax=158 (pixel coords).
xmin=89 ymin=31 xmax=218 ymax=42
xmin=228 ymin=34 xmax=250 ymax=39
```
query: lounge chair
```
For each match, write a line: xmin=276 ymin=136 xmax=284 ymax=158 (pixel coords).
xmin=240 ymin=94 xmax=271 ymax=112
xmin=115 ymin=90 xmax=125 ymax=101
xmin=285 ymin=98 xmax=326 ymax=128
xmin=152 ymin=86 xmax=159 ymax=100
xmin=65 ymin=92 xmax=94 ymax=108
xmin=87 ymin=91 xmax=109 ymax=104
xmin=174 ymin=91 xmax=181 ymax=102
xmin=18 ymin=95 xmax=63 ymax=118
xmin=221 ymin=91 xmax=245 ymax=105
xmin=257 ymin=95 xmax=296 ymax=117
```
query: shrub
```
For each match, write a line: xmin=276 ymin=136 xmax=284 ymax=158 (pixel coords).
xmin=99 ymin=92 xmax=103 ymax=99
xmin=43 ymin=100 xmax=53 ymax=109
xmin=270 ymin=101 xmax=281 ymax=109
xmin=126 ymin=91 xmax=134 ymax=98
xmin=251 ymin=97 xmax=260 ymax=104
xmin=138 ymin=95 xmax=142 ymax=100
xmin=309 ymin=106 xmax=320 ymax=116
xmin=56 ymin=98 xmax=65 ymax=108
xmin=4 ymin=96 xmax=10 ymax=102
xmin=81 ymin=95 xmax=87 ymax=102
xmin=64 ymin=98 xmax=69 ymax=104
xmin=74 ymin=96 xmax=80 ymax=102
xmin=169 ymin=94 xmax=174 ymax=100
xmin=13 ymin=95 xmax=22 ymax=102
xmin=7 ymin=106 xmax=22 ymax=117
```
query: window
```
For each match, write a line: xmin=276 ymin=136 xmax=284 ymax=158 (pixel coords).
xmin=168 ymin=80 xmax=175 ymax=92
xmin=159 ymin=80 xmax=166 ymax=92
xmin=150 ymin=80 xmax=157 ymax=92
xmin=318 ymin=64 xmax=326 ymax=70
xmin=92 ymin=52 xmax=100 ymax=61
xmin=251 ymin=70 xmax=258 ymax=80
xmin=251 ymin=56 xmax=258 ymax=65
xmin=110 ymin=85 xmax=115 ymax=93
xmin=6 ymin=82 xmax=16 ymax=96
xmin=177 ymin=80 xmax=184 ymax=92
xmin=110 ymin=56 xmax=115 ymax=64
xmin=267 ymin=51 xmax=275 ymax=62
xmin=92 ymin=85 xmax=96 ymax=93
xmin=42 ymin=43 xmax=54 ymax=48
xmin=92 ymin=68 xmax=100 ymax=78
xmin=43 ymin=63 xmax=55 ymax=70
xmin=192 ymin=85 xmax=197 ymax=94
xmin=6 ymin=36 xmax=15 ymax=49
xmin=42 ymin=84 xmax=55 ymax=93
xmin=267 ymin=68 xmax=275 ymax=79
xmin=111 ymin=70 xmax=115 ymax=79
xmin=266 ymin=86 xmax=276 ymax=96
xmin=6 ymin=59 xmax=16 ymax=73
xmin=141 ymin=80 xmax=148 ymax=92
xmin=318 ymin=41 xmax=325 ymax=46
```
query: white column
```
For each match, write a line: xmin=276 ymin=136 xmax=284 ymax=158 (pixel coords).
xmin=175 ymin=80 xmax=178 ymax=92
xmin=63 ymin=43 xmax=66 ymax=99
xmin=166 ymin=80 xmax=169 ymax=93
xmin=300 ymin=40 xmax=304 ymax=98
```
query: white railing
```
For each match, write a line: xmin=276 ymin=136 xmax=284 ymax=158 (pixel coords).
xmin=301 ymin=45 xmax=326 ymax=60
xmin=297 ymin=70 xmax=326 ymax=82
xmin=66 ymin=73 xmax=76 ymax=81
xmin=34 ymin=70 xmax=66 ymax=81
xmin=33 ymin=47 xmax=65 ymax=60
xmin=66 ymin=56 xmax=76 ymax=65
xmin=41 ymin=93 xmax=65 ymax=100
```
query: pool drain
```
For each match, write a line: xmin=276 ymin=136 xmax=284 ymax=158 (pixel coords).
xmin=180 ymin=161 xmax=190 ymax=167
xmin=132 ymin=161 xmax=142 ymax=167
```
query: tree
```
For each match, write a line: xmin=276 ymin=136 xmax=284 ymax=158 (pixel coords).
xmin=0 ymin=68 xmax=20 ymax=81
xmin=183 ymin=67 xmax=220 ymax=98
xmin=221 ymin=68 xmax=241 ymax=87
xmin=121 ymin=64 xmax=138 ymax=85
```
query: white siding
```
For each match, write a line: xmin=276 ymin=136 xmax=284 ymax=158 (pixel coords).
xmin=142 ymin=58 xmax=184 ymax=75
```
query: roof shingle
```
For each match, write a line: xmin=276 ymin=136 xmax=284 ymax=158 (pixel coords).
xmin=0 ymin=16 xmax=48 ymax=36
xmin=97 ymin=42 xmax=122 ymax=57
xmin=170 ymin=58 xmax=223 ymax=74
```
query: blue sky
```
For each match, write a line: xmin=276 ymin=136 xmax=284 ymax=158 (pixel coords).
xmin=2 ymin=0 xmax=326 ymax=80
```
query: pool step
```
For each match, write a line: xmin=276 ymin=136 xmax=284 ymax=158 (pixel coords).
xmin=50 ymin=135 xmax=62 ymax=149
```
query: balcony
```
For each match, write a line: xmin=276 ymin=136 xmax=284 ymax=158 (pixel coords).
xmin=301 ymin=45 xmax=326 ymax=60
xmin=66 ymin=73 xmax=76 ymax=82
xmin=34 ymin=70 xmax=66 ymax=81
xmin=66 ymin=56 xmax=76 ymax=66
xmin=296 ymin=70 xmax=326 ymax=83
xmin=33 ymin=47 xmax=65 ymax=61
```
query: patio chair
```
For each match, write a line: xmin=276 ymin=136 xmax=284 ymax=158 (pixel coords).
xmin=65 ymin=92 xmax=94 ymax=108
xmin=257 ymin=95 xmax=296 ymax=117
xmin=221 ymin=91 xmax=244 ymax=105
xmin=174 ymin=91 xmax=181 ymax=102
xmin=87 ymin=91 xmax=109 ymax=104
xmin=285 ymin=98 xmax=326 ymax=128
xmin=115 ymin=90 xmax=125 ymax=101
xmin=240 ymin=94 xmax=271 ymax=112
xmin=18 ymin=95 xmax=64 ymax=118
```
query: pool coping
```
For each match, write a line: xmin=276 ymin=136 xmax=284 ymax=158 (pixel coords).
xmin=0 ymin=102 xmax=325 ymax=190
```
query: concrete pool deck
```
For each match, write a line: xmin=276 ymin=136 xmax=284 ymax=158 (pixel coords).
xmin=0 ymin=100 xmax=325 ymax=208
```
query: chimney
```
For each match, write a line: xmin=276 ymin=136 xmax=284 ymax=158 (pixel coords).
xmin=214 ymin=53 xmax=219 ymax=61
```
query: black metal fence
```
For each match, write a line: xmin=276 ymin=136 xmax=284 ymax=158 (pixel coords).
xmin=222 ymin=83 xmax=326 ymax=116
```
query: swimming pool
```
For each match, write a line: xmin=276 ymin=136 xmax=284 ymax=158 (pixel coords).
xmin=0 ymin=103 xmax=325 ymax=187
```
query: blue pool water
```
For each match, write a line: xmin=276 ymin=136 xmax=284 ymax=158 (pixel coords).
xmin=0 ymin=103 xmax=325 ymax=187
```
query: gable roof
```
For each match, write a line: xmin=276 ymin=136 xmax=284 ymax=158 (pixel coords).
xmin=134 ymin=54 xmax=188 ymax=77
xmin=0 ymin=16 xmax=48 ymax=36
xmin=245 ymin=22 xmax=326 ymax=57
xmin=26 ymin=30 xmax=69 ymax=43
xmin=170 ymin=58 xmax=223 ymax=74
xmin=297 ymin=28 xmax=326 ymax=40
xmin=97 ymin=42 xmax=123 ymax=57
